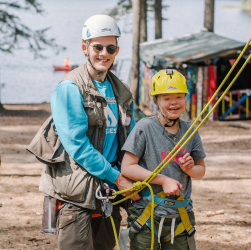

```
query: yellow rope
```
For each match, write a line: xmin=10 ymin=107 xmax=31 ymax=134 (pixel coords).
xmin=111 ymin=38 xmax=251 ymax=250
xmin=112 ymin=182 xmax=155 ymax=250
xmin=110 ymin=215 xmax=120 ymax=250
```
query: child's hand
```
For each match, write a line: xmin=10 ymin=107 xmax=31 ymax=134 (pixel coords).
xmin=160 ymin=177 xmax=183 ymax=196
xmin=178 ymin=153 xmax=194 ymax=173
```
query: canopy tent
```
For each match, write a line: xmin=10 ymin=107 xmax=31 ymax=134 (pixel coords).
xmin=140 ymin=29 xmax=248 ymax=69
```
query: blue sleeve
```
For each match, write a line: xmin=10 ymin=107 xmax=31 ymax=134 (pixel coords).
xmin=128 ymin=101 xmax=136 ymax=135
xmin=50 ymin=80 xmax=120 ymax=183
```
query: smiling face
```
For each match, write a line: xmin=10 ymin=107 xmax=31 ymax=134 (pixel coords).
xmin=82 ymin=36 xmax=119 ymax=74
xmin=158 ymin=93 xmax=186 ymax=120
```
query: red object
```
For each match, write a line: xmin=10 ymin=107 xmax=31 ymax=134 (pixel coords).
xmin=53 ymin=66 xmax=72 ymax=71
xmin=208 ymin=65 xmax=217 ymax=102
xmin=92 ymin=214 xmax=102 ymax=218
xmin=229 ymin=59 xmax=236 ymax=66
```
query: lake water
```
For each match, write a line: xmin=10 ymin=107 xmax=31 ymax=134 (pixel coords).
xmin=1 ymin=0 xmax=251 ymax=104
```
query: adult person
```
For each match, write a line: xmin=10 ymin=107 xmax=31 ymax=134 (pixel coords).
xmin=27 ymin=14 xmax=140 ymax=250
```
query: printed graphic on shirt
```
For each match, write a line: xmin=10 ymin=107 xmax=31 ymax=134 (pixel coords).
xmin=106 ymin=101 xmax=118 ymax=134
xmin=105 ymin=97 xmax=117 ymax=104
xmin=161 ymin=145 xmax=189 ymax=163
xmin=107 ymin=107 xmax=117 ymax=127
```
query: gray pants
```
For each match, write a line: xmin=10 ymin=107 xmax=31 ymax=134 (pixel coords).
xmin=57 ymin=202 xmax=122 ymax=250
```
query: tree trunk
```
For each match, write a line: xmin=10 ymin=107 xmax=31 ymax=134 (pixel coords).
xmin=155 ymin=0 xmax=162 ymax=39
xmin=204 ymin=0 xmax=215 ymax=32
xmin=130 ymin=0 xmax=141 ymax=105
xmin=140 ymin=0 xmax=147 ymax=43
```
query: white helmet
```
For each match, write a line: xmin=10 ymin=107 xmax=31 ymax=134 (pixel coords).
xmin=82 ymin=14 xmax=121 ymax=40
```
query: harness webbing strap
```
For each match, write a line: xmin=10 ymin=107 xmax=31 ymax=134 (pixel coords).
xmin=177 ymin=196 xmax=193 ymax=233
xmin=137 ymin=203 xmax=157 ymax=226
xmin=141 ymin=189 xmax=190 ymax=208
xmin=162 ymin=221 xmax=196 ymax=250
xmin=135 ymin=192 xmax=195 ymax=247
xmin=136 ymin=191 xmax=165 ymax=227
xmin=119 ymin=192 xmax=196 ymax=249
xmin=161 ymin=221 xmax=186 ymax=242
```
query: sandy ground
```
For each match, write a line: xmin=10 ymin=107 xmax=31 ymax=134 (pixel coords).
xmin=0 ymin=103 xmax=251 ymax=250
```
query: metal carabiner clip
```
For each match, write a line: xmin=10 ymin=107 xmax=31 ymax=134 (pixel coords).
xmin=95 ymin=183 xmax=117 ymax=218
xmin=95 ymin=182 xmax=117 ymax=201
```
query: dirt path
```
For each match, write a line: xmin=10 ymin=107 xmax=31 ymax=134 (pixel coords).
xmin=0 ymin=104 xmax=251 ymax=250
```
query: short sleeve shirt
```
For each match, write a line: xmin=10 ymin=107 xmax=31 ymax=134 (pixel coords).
xmin=122 ymin=116 xmax=206 ymax=217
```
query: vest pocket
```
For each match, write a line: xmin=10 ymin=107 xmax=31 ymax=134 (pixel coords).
xmin=58 ymin=209 xmax=77 ymax=229
xmin=27 ymin=116 xmax=65 ymax=167
xmin=83 ymin=101 xmax=103 ymax=127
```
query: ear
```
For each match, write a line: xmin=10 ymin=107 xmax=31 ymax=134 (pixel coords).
xmin=82 ymin=43 xmax=88 ymax=55
xmin=115 ymin=46 xmax=120 ymax=56
xmin=153 ymin=95 xmax=158 ymax=105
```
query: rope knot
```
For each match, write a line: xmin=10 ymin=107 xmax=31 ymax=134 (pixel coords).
xmin=132 ymin=181 xmax=144 ymax=191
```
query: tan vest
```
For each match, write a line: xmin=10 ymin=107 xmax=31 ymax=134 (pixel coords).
xmin=27 ymin=64 xmax=133 ymax=209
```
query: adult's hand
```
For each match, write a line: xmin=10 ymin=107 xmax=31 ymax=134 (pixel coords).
xmin=114 ymin=173 xmax=141 ymax=201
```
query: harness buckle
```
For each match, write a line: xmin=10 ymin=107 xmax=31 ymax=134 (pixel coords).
xmin=187 ymin=227 xmax=196 ymax=238
xmin=131 ymin=219 xmax=143 ymax=233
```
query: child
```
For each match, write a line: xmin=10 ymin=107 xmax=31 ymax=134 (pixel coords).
xmin=121 ymin=69 xmax=206 ymax=250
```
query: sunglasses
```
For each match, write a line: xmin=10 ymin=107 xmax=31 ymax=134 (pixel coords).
xmin=90 ymin=44 xmax=117 ymax=54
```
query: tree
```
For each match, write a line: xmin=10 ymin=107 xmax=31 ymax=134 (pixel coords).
xmin=130 ymin=0 xmax=141 ymax=105
xmin=106 ymin=0 xmax=168 ymax=104
xmin=154 ymin=0 xmax=162 ymax=39
xmin=0 ymin=0 xmax=65 ymax=58
xmin=140 ymin=0 xmax=147 ymax=43
xmin=106 ymin=0 xmax=168 ymax=41
xmin=204 ymin=0 xmax=215 ymax=32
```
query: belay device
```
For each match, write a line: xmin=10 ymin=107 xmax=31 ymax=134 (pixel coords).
xmin=95 ymin=182 xmax=117 ymax=218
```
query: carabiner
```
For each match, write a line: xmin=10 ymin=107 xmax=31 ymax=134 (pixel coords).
xmin=95 ymin=183 xmax=117 ymax=201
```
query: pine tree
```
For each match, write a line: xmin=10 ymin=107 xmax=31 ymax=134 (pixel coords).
xmin=0 ymin=0 xmax=65 ymax=58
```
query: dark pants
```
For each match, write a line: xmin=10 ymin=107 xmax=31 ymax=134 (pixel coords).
xmin=57 ymin=199 xmax=124 ymax=250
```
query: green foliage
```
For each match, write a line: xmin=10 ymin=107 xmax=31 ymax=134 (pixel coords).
xmin=104 ymin=0 xmax=132 ymax=21
xmin=241 ymin=0 xmax=251 ymax=14
xmin=0 ymin=0 xmax=66 ymax=58
xmin=104 ymin=0 xmax=168 ymax=22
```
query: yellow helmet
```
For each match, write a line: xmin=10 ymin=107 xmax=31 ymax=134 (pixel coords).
xmin=150 ymin=69 xmax=188 ymax=96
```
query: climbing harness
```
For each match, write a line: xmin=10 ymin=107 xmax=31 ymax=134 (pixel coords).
xmin=118 ymin=189 xmax=195 ymax=250
xmin=106 ymin=38 xmax=251 ymax=250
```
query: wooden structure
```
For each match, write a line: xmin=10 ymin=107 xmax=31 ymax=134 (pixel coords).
xmin=139 ymin=29 xmax=251 ymax=120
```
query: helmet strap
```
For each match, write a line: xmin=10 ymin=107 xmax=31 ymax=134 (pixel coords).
xmin=164 ymin=118 xmax=178 ymax=127
xmin=159 ymin=106 xmax=179 ymax=128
